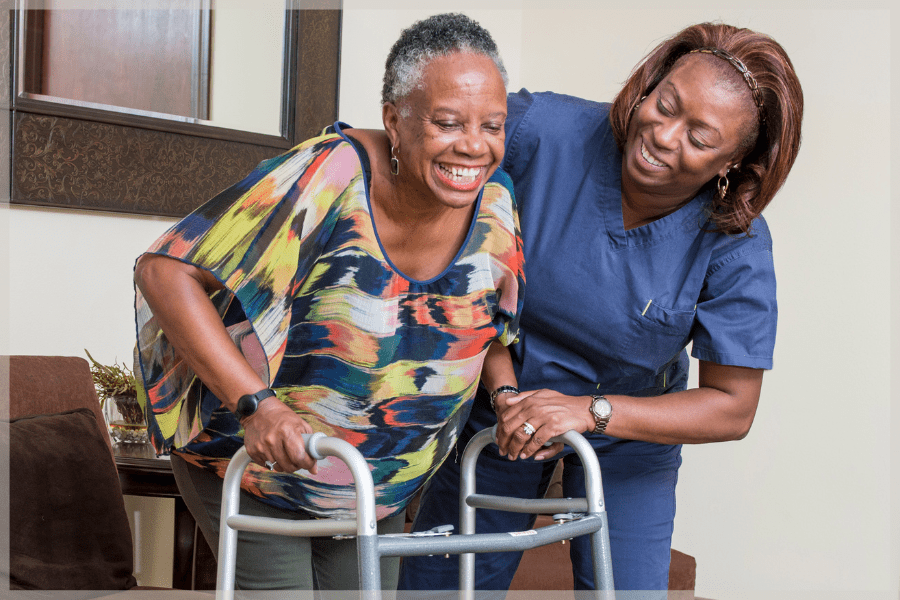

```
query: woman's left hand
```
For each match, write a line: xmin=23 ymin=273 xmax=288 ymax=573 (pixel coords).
xmin=495 ymin=389 xmax=595 ymax=461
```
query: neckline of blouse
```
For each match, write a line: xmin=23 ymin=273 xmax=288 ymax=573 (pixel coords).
xmin=332 ymin=121 xmax=486 ymax=286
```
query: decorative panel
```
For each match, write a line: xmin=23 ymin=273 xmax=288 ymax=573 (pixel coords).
xmin=12 ymin=113 xmax=275 ymax=216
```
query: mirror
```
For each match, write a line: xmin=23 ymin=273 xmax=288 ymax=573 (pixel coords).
xmin=17 ymin=1 xmax=287 ymax=136
xmin=9 ymin=2 xmax=342 ymax=217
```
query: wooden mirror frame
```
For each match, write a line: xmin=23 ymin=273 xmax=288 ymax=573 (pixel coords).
xmin=6 ymin=5 xmax=342 ymax=217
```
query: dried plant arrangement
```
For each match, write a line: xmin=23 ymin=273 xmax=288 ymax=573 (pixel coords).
xmin=84 ymin=349 xmax=137 ymax=407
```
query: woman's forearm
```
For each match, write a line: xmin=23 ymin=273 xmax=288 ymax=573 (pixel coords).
xmin=136 ymin=253 xmax=318 ymax=473
xmin=134 ymin=254 xmax=267 ymax=410
xmin=496 ymin=362 xmax=764 ymax=460
xmin=603 ymin=364 xmax=763 ymax=444
xmin=480 ymin=340 xmax=518 ymax=393
xmin=479 ymin=340 xmax=521 ymax=415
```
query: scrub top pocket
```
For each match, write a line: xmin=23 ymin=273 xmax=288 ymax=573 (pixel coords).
xmin=624 ymin=299 xmax=696 ymax=372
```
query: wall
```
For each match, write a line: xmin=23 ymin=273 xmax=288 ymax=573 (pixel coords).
xmin=3 ymin=2 xmax=896 ymax=597
xmin=3 ymin=4 xmax=285 ymax=587
xmin=208 ymin=0 xmax=284 ymax=135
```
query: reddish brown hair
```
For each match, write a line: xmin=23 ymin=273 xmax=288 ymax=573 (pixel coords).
xmin=610 ymin=23 xmax=804 ymax=235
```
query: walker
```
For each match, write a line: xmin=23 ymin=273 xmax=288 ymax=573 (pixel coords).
xmin=215 ymin=427 xmax=615 ymax=599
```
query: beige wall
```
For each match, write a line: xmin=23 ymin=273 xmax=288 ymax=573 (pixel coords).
xmin=208 ymin=0 xmax=284 ymax=135
xmin=3 ymin=3 xmax=895 ymax=597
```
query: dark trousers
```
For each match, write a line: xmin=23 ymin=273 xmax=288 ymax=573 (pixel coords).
xmin=170 ymin=453 xmax=406 ymax=591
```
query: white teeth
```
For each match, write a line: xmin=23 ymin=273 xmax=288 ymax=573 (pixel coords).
xmin=440 ymin=164 xmax=480 ymax=180
xmin=641 ymin=143 xmax=666 ymax=168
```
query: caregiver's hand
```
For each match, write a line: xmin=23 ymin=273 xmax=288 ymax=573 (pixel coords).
xmin=495 ymin=390 xmax=595 ymax=461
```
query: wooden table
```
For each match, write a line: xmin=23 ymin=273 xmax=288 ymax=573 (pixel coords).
xmin=113 ymin=442 xmax=216 ymax=590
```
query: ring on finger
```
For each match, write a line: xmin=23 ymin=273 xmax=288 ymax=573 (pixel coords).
xmin=265 ymin=460 xmax=277 ymax=471
xmin=522 ymin=421 xmax=536 ymax=436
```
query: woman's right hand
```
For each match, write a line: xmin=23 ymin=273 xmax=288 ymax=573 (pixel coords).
xmin=241 ymin=398 xmax=319 ymax=474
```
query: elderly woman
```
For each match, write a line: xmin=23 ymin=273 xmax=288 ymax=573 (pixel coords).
xmin=401 ymin=22 xmax=803 ymax=594
xmin=133 ymin=13 xmax=522 ymax=591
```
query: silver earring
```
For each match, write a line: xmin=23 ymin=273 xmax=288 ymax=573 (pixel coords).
xmin=390 ymin=146 xmax=399 ymax=176
xmin=631 ymin=95 xmax=647 ymax=114
xmin=717 ymin=168 xmax=730 ymax=200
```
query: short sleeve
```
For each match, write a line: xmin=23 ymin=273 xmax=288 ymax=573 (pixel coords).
xmin=691 ymin=223 xmax=777 ymax=369
xmin=481 ymin=169 xmax=525 ymax=348
xmin=501 ymin=89 xmax=538 ymax=182
xmin=134 ymin=133 xmax=360 ymax=453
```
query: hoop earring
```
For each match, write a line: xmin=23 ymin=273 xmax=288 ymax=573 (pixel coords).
xmin=390 ymin=146 xmax=400 ymax=176
xmin=631 ymin=95 xmax=647 ymax=115
xmin=717 ymin=170 xmax=730 ymax=200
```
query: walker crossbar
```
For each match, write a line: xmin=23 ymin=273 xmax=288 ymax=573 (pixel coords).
xmin=374 ymin=514 xmax=604 ymax=557
xmin=224 ymin=514 xmax=357 ymax=538
xmin=466 ymin=494 xmax=588 ymax=513
xmin=215 ymin=428 xmax=615 ymax=600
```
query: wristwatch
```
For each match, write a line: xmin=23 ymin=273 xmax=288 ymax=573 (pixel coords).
xmin=234 ymin=388 xmax=276 ymax=420
xmin=589 ymin=395 xmax=612 ymax=435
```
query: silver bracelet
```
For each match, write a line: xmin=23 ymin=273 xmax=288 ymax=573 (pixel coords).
xmin=489 ymin=385 xmax=519 ymax=411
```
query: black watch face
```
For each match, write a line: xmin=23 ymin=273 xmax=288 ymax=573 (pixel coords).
xmin=236 ymin=395 xmax=257 ymax=418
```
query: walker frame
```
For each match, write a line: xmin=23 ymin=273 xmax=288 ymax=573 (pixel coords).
xmin=215 ymin=427 xmax=615 ymax=599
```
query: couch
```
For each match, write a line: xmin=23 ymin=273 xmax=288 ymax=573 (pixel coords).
xmin=2 ymin=355 xmax=210 ymax=597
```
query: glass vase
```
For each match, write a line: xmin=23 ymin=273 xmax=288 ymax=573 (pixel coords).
xmin=104 ymin=394 xmax=149 ymax=444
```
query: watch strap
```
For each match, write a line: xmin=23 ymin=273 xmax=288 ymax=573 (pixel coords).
xmin=235 ymin=388 xmax=276 ymax=419
xmin=489 ymin=385 xmax=519 ymax=412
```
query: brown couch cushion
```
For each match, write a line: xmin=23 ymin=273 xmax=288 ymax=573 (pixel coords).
xmin=5 ymin=408 xmax=137 ymax=590
xmin=6 ymin=355 xmax=113 ymax=459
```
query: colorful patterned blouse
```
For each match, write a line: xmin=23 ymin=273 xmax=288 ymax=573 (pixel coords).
xmin=134 ymin=124 xmax=524 ymax=519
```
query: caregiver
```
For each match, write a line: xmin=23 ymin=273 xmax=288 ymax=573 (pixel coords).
xmin=401 ymin=21 xmax=803 ymax=594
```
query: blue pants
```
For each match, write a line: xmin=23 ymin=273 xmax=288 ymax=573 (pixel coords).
xmin=397 ymin=405 xmax=681 ymax=594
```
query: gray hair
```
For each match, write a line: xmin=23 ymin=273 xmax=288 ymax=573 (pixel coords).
xmin=381 ymin=13 xmax=508 ymax=112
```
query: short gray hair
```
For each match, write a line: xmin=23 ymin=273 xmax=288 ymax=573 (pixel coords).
xmin=381 ymin=13 xmax=508 ymax=110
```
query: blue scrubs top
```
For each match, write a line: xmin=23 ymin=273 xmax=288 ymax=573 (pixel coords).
xmin=499 ymin=90 xmax=777 ymax=446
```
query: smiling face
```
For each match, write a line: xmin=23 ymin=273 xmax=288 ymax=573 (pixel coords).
xmin=622 ymin=54 xmax=757 ymax=212
xmin=383 ymin=52 xmax=507 ymax=212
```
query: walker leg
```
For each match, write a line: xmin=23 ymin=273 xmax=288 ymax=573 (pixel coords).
xmin=458 ymin=427 xmax=492 ymax=596
xmin=215 ymin=445 xmax=253 ymax=600
xmin=358 ymin=532 xmax=381 ymax=596
xmin=590 ymin=511 xmax=615 ymax=598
